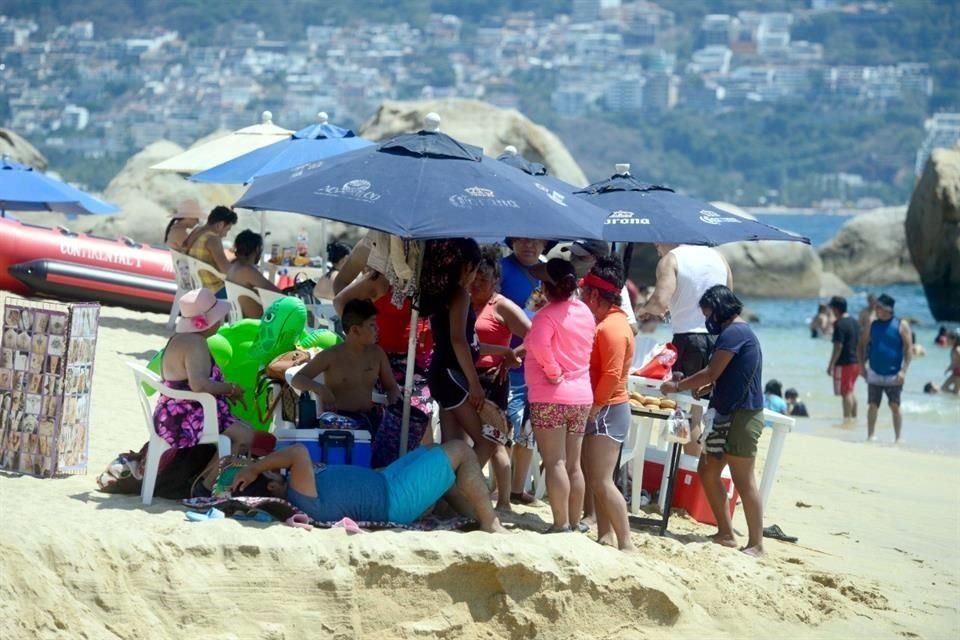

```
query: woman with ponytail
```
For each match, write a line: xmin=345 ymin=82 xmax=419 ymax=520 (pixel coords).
xmin=524 ymin=258 xmax=596 ymax=532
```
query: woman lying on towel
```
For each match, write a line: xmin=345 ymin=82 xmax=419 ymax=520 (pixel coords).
xmin=230 ymin=441 xmax=507 ymax=532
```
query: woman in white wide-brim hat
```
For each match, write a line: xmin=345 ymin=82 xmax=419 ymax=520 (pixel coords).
xmin=153 ymin=288 xmax=253 ymax=455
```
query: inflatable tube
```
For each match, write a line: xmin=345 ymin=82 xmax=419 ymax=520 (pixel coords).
xmin=0 ymin=217 xmax=175 ymax=312
xmin=147 ymin=297 xmax=331 ymax=431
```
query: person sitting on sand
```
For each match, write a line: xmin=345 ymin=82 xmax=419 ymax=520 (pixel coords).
xmin=942 ymin=330 xmax=960 ymax=394
xmin=784 ymin=388 xmax=809 ymax=417
xmin=660 ymin=285 xmax=765 ymax=557
xmin=230 ymin=440 xmax=507 ymax=532
xmin=291 ymin=299 xmax=401 ymax=431
xmin=155 ymin=288 xmax=254 ymax=454
xmin=225 ymin=230 xmax=280 ymax=318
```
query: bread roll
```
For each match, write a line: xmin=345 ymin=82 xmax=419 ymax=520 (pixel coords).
xmin=660 ymin=399 xmax=677 ymax=409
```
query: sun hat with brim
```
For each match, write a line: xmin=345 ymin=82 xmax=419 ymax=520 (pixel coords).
xmin=176 ymin=288 xmax=231 ymax=333
xmin=169 ymin=198 xmax=205 ymax=218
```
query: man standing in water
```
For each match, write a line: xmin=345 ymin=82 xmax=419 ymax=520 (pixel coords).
xmin=858 ymin=294 xmax=912 ymax=443
xmin=859 ymin=293 xmax=877 ymax=337
xmin=827 ymin=296 xmax=860 ymax=425
xmin=637 ymin=244 xmax=732 ymax=455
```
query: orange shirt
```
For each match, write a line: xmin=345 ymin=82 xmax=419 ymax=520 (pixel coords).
xmin=590 ymin=306 xmax=635 ymax=408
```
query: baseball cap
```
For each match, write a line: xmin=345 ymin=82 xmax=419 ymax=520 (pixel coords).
xmin=569 ymin=239 xmax=611 ymax=259
xmin=876 ymin=294 xmax=895 ymax=311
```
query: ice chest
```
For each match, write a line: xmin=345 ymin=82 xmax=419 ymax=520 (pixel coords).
xmin=274 ymin=428 xmax=372 ymax=467
xmin=640 ymin=446 xmax=738 ymax=526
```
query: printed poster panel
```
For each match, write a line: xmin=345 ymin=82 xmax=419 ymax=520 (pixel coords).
xmin=0 ymin=297 xmax=99 ymax=477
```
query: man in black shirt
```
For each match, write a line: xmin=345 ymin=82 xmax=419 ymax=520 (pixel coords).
xmin=827 ymin=296 xmax=860 ymax=424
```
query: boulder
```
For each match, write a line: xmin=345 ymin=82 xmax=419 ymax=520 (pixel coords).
xmin=717 ymin=241 xmax=822 ymax=298
xmin=0 ymin=129 xmax=46 ymax=170
xmin=819 ymin=271 xmax=854 ymax=299
xmin=905 ymin=147 xmax=960 ymax=321
xmin=819 ymin=207 xmax=918 ymax=284
xmin=361 ymin=98 xmax=589 ymax=186
xmin=76 ymin=138 xmax=350 ymax=252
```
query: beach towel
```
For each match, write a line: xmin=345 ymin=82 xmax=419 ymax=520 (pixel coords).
xmin=182 ymin=496 xmax=477 ymax=531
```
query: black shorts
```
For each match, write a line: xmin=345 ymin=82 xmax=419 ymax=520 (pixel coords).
xmin=672 ymin=332 xmax=716 ymax=377
xmin=478 ymin=366 xmax=509 ymax=411
xmin=428 ymin=365 xmax=470 ymax=410
xmin=868 ymin=384 xmax=902 ymax=406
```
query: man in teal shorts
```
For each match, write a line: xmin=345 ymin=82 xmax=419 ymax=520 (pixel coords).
xmin=231 ymin=441 xmax=507 ymax=532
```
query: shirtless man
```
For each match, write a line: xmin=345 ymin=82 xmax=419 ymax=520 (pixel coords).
xmin=291 ymin=299 xmax=401 ymax=428
xmin=225 ymin=230 xmax=280 ymax=318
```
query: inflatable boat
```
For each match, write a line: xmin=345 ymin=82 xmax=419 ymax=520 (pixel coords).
xmin=0 ymin=217 xmax=176 ymax=313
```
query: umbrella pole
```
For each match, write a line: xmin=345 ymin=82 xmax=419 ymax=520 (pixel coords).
xmin=399 ymin=244 xmax=424 ymax=456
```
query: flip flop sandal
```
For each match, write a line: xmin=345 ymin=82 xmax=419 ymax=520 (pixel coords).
xmin=762 ymin=524 xmax=798 ymax=543
xmin=544 ymin=524 xmax=572 ymax=534
xmin=575 ymin=521 xmax=590 ymax=534
xmin=185 ymin=508 xmax=225 ymax=522
xmin=332 ymin=517 xmax=367 ymax=534
xmin=284 ymin=513 xmax=313 ymax=530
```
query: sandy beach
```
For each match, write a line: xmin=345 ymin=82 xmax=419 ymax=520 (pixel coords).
xmin=1 ymin=300 xmax=958 ymax=640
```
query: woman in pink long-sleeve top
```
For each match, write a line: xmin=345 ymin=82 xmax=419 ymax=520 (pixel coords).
xmin=524 ymin=258 xmax=596 ymax=532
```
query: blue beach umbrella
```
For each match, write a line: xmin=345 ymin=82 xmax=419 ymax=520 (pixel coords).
xmin=579 ymin=166 xmax=809 ymax=246
xmin=0 ymin=157 xmax=119 ymax=217
xmin=236 ymin=115 xmax=608 ymax=241
xmin=190 ymin=112 xmax=372 ymax=185
xmin=236 ymin=114 xmax=609 ymax=454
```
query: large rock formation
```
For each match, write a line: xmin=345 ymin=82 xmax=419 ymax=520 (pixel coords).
xmin=819 ymin=207 xmax=918 ymax=284
xmin=717 ymin=241 xmax=823 ymax=298
xmin=905 ymin=147 xmax=960 ymax=321
xmin=361 ymin=98 xmax=589 ymax=186
xmin=0 ymin=129 xmax=47 ymax=170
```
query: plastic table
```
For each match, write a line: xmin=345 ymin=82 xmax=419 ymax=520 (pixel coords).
xmin=624 ymin=376 xmax=793 ymax=519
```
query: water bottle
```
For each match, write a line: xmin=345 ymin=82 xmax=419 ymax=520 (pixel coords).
xmin=297 ymin=393 xmax=317 ymax=429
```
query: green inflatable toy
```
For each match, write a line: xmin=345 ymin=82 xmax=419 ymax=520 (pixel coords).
xmin=147 ymin=297 xmax=342 ymax=431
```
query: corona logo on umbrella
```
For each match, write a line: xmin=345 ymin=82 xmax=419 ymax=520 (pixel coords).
xmin=449 ymin=186 xmax=519 ymax=209
xmin=533 ymin=181 xmax=568 ymax=206
xmin=313 ymin=179 xmax=381 ymax=202
xmin=606 ymin=210 xmax=650 ymax=225
xmin=698 ymin=208 xmax=743 ymax=225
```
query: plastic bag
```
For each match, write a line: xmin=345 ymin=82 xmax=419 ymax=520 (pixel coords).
xmin=661 ymin=407 xmax=691 ymax=443
xmin=632 ymin=342 xmax=678 ymax=380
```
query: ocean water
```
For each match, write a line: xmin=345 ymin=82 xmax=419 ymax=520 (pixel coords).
xmin=651 ymin=213 xmax=959 ymax=454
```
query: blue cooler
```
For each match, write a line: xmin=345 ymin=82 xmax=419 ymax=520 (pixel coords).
xmin=274 ymin=428 xmax=373 ymax=467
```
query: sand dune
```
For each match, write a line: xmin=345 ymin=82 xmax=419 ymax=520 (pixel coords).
xmin=0 ymin=300 xmax=957 ymax=639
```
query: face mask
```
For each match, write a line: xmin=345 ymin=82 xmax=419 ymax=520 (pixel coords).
xmin=705 ymin=314 xmax=723 ymax=335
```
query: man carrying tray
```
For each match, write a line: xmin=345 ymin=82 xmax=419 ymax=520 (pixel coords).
xmin=230 ymin=440 xmax=507 ymax=531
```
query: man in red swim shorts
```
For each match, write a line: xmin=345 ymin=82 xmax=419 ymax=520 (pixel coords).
xmin=827 ymin=296 xmax=860 ymax=424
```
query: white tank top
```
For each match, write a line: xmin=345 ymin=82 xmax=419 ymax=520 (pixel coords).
xmin=669 ymin=245 xmax=728 ymax=334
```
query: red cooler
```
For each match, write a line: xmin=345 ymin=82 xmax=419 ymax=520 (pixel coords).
xmin=639 ymin=446 xmax=738 ymax=526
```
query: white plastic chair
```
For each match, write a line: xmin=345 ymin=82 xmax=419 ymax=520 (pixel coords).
xmin=622 ymin=415 xmax=655 ymax=513
xmin=256 ymin=287 xmax=286 ymax=312
xmin=224 ymin=281 xmax=262 ymax=321
xmin=167 ymin=251 xmax=196 ymax=329
xmin=184 ymin=254 xmax=227 ymax=297
xmin=127 ymin=362 xmax=230 ymax=505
